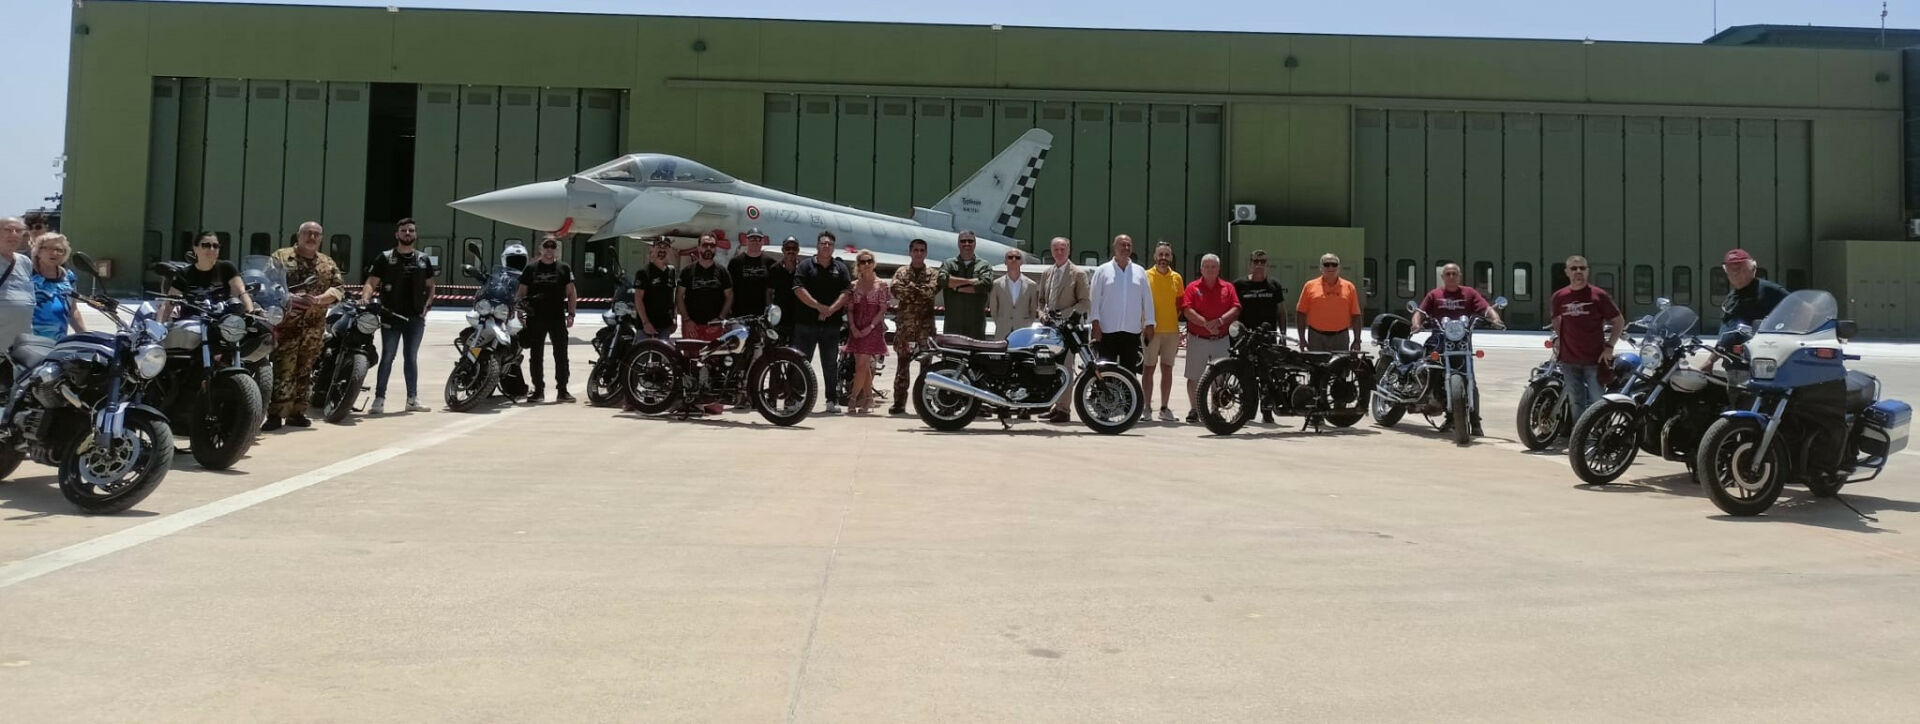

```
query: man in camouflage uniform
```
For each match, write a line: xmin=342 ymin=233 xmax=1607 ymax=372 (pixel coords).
xmin=262 ymin=221 xmax=345 ymax=430
xmin=888 ymin=237 xmax=945 ymax=416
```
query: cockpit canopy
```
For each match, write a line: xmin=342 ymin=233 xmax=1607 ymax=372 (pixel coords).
xmin=579 ymin=154 xmax=735 ymax=185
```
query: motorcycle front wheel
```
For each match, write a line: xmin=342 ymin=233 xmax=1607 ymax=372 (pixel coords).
xmin=1075 ymin=367 xmax=1144 ymax=435
xmin=444 ymin=352 xmax=500 ymax=413
xmin=192 ymin=373 xmax=262 ymax=470
xmin=60 ymin=409 xmax=174 ymax=515
xmin=748 ymin=356 xmax=818 ymax=426
xmin=1448 ymin=374 xmax=1470 ymax=446
xmin=1568 ymin=399 xmax=1641 ymax=485
xmin=1194 ymin=362 xmax=1255 ymax=435
xmin=0 ymin=445 xmax=23 ymax=482
xmin=913 ymin=362 xmax=979 ymax=431
xmin=324 ymin=353 xmax=369 ymax=424
xmin=586 ymin=356 xmax=625 ymax=407
xmin=1516 ymin=380 xmax=1565 ymax=451
xmin=1370 ymin=365 xmax=1406 ymax=428
xmin=1697 ymin=417 xmax=1786 ymax=517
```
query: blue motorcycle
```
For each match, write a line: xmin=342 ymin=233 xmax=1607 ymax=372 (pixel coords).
xmin=1695 ymin=290 xmax=1911 ymax=516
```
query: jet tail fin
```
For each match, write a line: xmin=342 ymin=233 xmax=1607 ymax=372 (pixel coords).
xmin=930 ymin=128 xmax=1053 ymax=241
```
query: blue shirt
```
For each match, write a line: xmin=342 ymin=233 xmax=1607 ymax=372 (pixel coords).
xmin=31 ymin=268 xmax=76 ymax=338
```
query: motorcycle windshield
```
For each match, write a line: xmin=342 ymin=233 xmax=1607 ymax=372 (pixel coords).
xmin=478 ymin=266 xmax=522 ymax=305
xmin=240 ymin=255 xmax=289 ymax=310
xmin=1650 ymin=305 xmax=1698 ymax=338
xmin=1756 ymin=290 xmax=1838 ymax=335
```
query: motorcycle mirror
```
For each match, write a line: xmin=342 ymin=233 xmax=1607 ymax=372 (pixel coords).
xmin=147 ymin=260 xmax=178 ymax=278
xmin=1737 ymin=323 xmax=1754 ymax=338
xmin=464 ymin=239 xmax=483 ymax=263
xmin=1655 ymin=297 xmax=1671 ymax=310
xmin=1405 ymin=301 xmax=1420 ymax=314
xmin=70 ymin=251 xmax=100 ymax=279
xmin=1837 ymin=319 xmax=1858 ymax=341
xmin=1492 ymin=295 xmax=1510 ymax=310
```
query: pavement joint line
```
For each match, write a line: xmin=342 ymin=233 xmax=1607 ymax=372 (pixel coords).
xmin=785 ymin=442 xmax=861 ymax=723
xmin=0 ymin=407 xmax=526 ymax=591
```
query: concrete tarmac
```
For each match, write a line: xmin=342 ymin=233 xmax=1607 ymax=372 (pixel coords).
xmin=3 ymin=314 xmax=1920 ymax=722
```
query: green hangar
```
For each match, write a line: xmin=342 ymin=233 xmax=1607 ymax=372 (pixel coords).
xmin=62 ymin=1 xmax=1912 ymax=331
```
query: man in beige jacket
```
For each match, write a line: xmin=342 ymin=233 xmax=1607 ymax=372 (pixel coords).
xmin=1037 ymin=236 xmax=1090 ymax=423
xmin=989 ymin=248 xmax=1041 ymax=340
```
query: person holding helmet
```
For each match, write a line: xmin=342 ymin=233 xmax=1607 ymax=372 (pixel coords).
xmin=516 ymin=235 xmax=577 ymax=403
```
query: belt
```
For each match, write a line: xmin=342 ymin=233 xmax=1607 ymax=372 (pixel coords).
xmin=1309 ymin=327 xmax=1349 ymax=336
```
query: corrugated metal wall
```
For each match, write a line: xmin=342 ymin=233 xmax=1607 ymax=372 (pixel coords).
xmin=1353 ymin=109 xmax=1811 ymax=328
xmin=763 ymin=94 xmax=1224 ymax=268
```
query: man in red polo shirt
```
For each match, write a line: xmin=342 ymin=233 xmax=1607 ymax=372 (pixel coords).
xmin=1180 ymin=253 xmax=1241 ymax=423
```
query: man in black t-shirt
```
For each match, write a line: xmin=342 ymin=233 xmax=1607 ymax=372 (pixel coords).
xmin=677 ymin=234 xmax=734 ymax=341
xmin=361 ymin=218 xmax=437 ymax=414
xmin=633 ymin=238 xmax=677 ymax=340
xmin=1232 ymin=250 xmax=1287 ymax=331
xmin=768 ymin=236 xmax=802 ymax=341
xmin=517 ymin=234 xmax=578 ymax=403
xmin=729 ymin=228 xmax=777 ymax=319
xmin=793 ymin=231 xmax=853 ymax=413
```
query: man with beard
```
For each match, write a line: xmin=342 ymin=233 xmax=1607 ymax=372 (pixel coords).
xmin=677 ymin=234 xmax=733 ymax=341
xmin=262 ymin=221 xmax=344 ymax=430
xmin=729 ymin=229 xmax=777 ymax=318
xmin=633 ymin=238 xmax=677 ymax=341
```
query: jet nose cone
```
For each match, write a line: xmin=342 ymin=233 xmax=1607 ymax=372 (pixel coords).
xmin=449 ymin=180 xmax=569 ymax=230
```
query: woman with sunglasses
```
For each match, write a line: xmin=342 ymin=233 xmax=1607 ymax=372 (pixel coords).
xmin=165 ymin=232 xmax=256 ymax=321
xmin=844 ymin=251 xmax=892 ymax=415
xmin=28 ymin=233 xmax=85 ymax=338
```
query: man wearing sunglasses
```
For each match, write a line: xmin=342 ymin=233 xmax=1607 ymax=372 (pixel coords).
xmin=1413 ymin=262 xmax=1502 ymax=437
xmin=1550 ymin=255 xmax=1624 ymax=416
xmin=517 ymin=234 xmax=578 ymax=403
xmin=1296 ymin=253 xmax=1363 ymax=354
xmin=729 ymin=229 xmax=777 ymax=319
xmin=793 ymin=231 xmax=852 ymax=413
xmin=940 ymin=231 xmax=994 ymax=339
xmin=677 ymin=233 xmax=733 ymax=342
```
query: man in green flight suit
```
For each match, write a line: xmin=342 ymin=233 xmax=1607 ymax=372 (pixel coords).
xmin=939 ymin=230 xmax=995 ymax=339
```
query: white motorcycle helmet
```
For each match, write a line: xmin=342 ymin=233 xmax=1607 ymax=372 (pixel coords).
xmin=501 ymin=243 xmax=529 ymax=271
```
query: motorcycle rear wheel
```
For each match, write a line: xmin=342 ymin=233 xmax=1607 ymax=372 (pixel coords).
xmin=623 ymin=347 xmax=683 ymax=415
xmin=192 ymin=373 xmax=262 ymax=470
xmin=1568 ymin=399 xmax=1641 ymax=485
xmin=0 ymin=446 xmax=23 ymax=482
xmin=323 ymin=353 xmax=369 ymax=424
xmin=1195 ymin=363 xmax=1254 ymax=435
xmin=1075 ymin=367 xmax=1144 ymax=435
xmin=1448 ymin=374 xmax=1470 ymax=446
xmin=1516 ymin=380 xmax=1564 ymax=451
xmin=913 ymin=362 xmax=978 ymax=431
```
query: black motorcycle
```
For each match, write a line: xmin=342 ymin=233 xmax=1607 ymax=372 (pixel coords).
xmin=309 ymin=290 xmax=387 ymax=423
xmin=586 ymin=265 xmax=639 ymax=408
xmin=623 ymin=304 xmax=817 ymax=425
xmin=913 ymin=313 xmax=1144 ymax=435
xmin=1369 ymin=297 xmax=1509 ymax=445
xmin=446 ymin=241 xmax=530 ymax=412
xmin=0 ymin=252 xmax=176 ymax=513
xmin=835 ymin=325 xmax=889 ymax=409
xmin=1193 ymin=322 xmax=1372 ymax=435
xmin=238 ymin=254 xmax=292 ymax=428
xmin=1567 ymin=302 xmax=1746 ymax=484
xmin=143 ymin=263 xmax=267 ymax=470
xmin=1514 ymin=326 xmax=1641 ymax=451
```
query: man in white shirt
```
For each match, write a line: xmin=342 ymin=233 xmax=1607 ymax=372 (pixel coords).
xmin=1087 ymin=234 xmax=1155 ymax=373
xmin=988 ymin=249 xmax=1040 ymax=341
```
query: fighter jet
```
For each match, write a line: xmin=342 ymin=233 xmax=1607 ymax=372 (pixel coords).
xmin=449 ymin=129 xmax=1053 ymax=273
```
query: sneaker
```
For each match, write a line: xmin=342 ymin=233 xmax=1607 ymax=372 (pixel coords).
xmin=260 ymin=416 xmax=283 ymax=432
xmin=286 ymin=415 xmax=312 ymax=428
xmin=825 ymin=402 xmax=841 ymax=414
xmin=406 ymin=399 xmax=429 ymax=413
xmin=371 ymin=397 xmax=386 ymax=415
xmin=557 ymin=390 xmax=576 ymax=403
xmin=527 ymin=388 xmax=546 ymax=403
xmin=1157 ymin=407 xmax=1176 ymax=422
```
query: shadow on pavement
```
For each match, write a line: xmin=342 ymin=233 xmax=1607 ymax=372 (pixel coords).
xmin=0 ymin=474 xmax=160 ymax=519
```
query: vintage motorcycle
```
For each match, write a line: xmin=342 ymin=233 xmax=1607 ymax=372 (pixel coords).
xmin=913 ymin=312 xmax=1144 ymax=435
xmin=1565 ymin=302 xmax=1747 ymax=484
xmin=142 ymin=262 xmax=267 ymax=470
xmin=1695 ymin=289 xmax=1910 ymax=516
xmin=445 ymin=241 xmax=530 ymax=412
xmin=623 ymin=304 xmax=818 ymax=425
xmin=1369 ymin=297 xmax=1509 ymax=445
xmin=309 ymin=290 xmax=387 ymax=423
xmin=0 ymin=252 xmax=175 ymax=513
xmin=586 ymin=264 xmax=639 ymax=407
xmin=1514 ymin=326 xmax=1640 ymax=451
xmin=1192 ymin=322 xmax=1372 ymax=435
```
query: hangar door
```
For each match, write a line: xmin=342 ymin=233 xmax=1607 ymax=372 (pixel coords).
xmin=763 ymin=95 xmax=1225 ymax=271
xmin=1351 ymin=109 xmax=1810 ymax=329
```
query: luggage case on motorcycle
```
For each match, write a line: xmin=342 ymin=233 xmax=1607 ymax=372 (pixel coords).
xmin=1861 ymin=399 xmax=1912 ymax=457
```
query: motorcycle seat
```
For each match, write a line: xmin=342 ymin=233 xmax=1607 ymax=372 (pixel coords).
xmin=1846 ymin=370 xmax=1878 ymax=413
xmin=1393 ymin=339 xmax=1426 ymax=362
xmin=9 ymin=334 xmax=56 ymax=368
xmin=933 ymin=334 xmax=1007 ymax=353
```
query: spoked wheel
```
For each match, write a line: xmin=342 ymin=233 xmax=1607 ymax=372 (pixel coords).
xmin=1074 ymin=367 xmax=1144 ymax=435
xmin=443 ymin=353 xmax=499 ymax=413
xmin=1194 ymin=363 xmax=1255 ymax=435
xmin=1567 ymin=400 xmax=1641 ymax=485
xmin=749 ymin=357 xmax=818 ymax=426
xmin=586 ymin=357 xmax=625 ymax=407
xmin=324 ymin=354 xmax=369 ymax=423
xmin=59 ymin=411 xmax=174 ymax=515
xmin=1516 ymin=381 xmax=1564 ymax=451
xmin=191 ymin=373 xmax=262 ymax=470
xmin=623 ymin=347 xmax=684 ymax=415
xmin=912 ymin=362 xmax=979 ymax=431
xmin=1697 ymin=418 xmax=1786 ymax=517
xmin=1370 ymin=365 xmax=1406 ymax=427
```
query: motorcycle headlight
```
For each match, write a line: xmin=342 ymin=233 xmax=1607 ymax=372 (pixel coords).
xmin=219 ymin=314 xmax=247 ymax=342
xmin=613 ymin=301 xmax=634 ymax=318
xmin=1442 ymin=319 xmax=1467 ymax=342
xmin=1751 ymin=357 xmax=1778 ymax=380
xmin=1229 ymin=321 xmax=1245 ymax=339
xmin=134 ymin=344 xmax=167 ymax=379
xmin=465 ymin=311 xmax=480 ymax=326
xmin=507 ymin=316 xmax=524 ymax=335
xmin=493 ymin=304 xmax=510 ymax=320
xmin=262 ymin=306 xmax=285 ymax=326
xmin=602 ymin=311 xmax=617 ymax=326
xmin=766 ymin=329 xmax=780 ymax=342
xmin=355 ymin=311 xmax=382 ymax=335
xmin=474 ymin=299 xmax=494 ymax=317
xmin=1638 ymin=343 xmax=1662 ymax=373
xmin=765 ymin=304 xmax=782 ymax=326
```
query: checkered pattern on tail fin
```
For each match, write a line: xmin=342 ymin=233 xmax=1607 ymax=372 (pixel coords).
xmin=991 ymin=149 xmax=1047 ymax=238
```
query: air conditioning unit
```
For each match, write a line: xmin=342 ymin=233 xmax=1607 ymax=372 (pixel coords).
xmin=1231 ymin=204 xmax=1258 ymax=223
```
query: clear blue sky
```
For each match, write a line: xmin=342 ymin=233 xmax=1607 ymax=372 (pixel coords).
xmin=2 ymin=0 xmax=1902 ymax=216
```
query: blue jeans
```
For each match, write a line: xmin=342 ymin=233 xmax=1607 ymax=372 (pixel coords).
xmin=376 ymin=315 xmax=427 ymax=400
xmin=1561 ymin=363 xmax=1603 ymax=417
xmin=792 ymin=323 xmax=840 ymax=406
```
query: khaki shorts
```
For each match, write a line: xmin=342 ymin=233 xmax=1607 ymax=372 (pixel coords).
xmin=1144 ymin=332 xmax=1180 ymax=367
xmin=1184 ymin=335 xmax=1231 ymax=380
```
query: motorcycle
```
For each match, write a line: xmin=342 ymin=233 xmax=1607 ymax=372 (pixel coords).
xmin=1695 ymin=289 xmax=1910 ymax=516
xmin=1192 ymin=322 xmax=1373 ymax=435
xmin=0 ymin=252 xmax=175 ymax=513
xmin=913 ymin=312 xmax=1144 ymax=435
xmin=586 ymin=264 xmax=638 ymax=407
xmin=1514 ymin=326 xmax=1640 ymax=451
xmin=445 ymin=241 xmax=530 ymax=412
xmin=834 ymin=325 xmax=889 ymax=409
xmin=238 ymin=254 xmax=292 ymax=427
xmin=623 ymin=304 xmax=818 ymax=425
xmin=308 ymin=290 xmax=387 ymax=423
xmin=1369 ymin=296 xmax=1509 ymax=445
xmin=1566 ymin=301 xmax=1746 ymax=484
xmin=142 ymin=262 xmax=267 ymax=470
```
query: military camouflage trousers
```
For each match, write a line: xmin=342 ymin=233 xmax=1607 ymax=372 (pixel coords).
xmin=271 ymin=324 xmax=326 ymax=417
xmin=892 ymin=312 xmax=936 ymax=399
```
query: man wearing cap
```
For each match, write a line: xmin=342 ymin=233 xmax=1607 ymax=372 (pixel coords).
xmin=888 ymin=238 xmax=944 ymax=415
xmin=768 ymin=236 xmax=803 ymax=342
xmin=633 ymin=237 xmax=677 ymax=341
xmin=1720 ymin=248 xmax=1788 ymax=332
xmin=940 ymin=230 xmax=994 ymax=338
xmin=730 ymin=229 xmax=777 ymax=319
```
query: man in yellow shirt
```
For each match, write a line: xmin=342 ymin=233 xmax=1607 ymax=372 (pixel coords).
xmin=1144 ymin=241 xmax=1185 ymax=421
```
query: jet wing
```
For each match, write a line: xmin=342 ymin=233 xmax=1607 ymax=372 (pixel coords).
xmin=589 ymin=190 xmax=706 ymax=242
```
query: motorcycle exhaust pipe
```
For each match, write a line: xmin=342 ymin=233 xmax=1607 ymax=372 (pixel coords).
xmin=923 ymin=372 xmax=1066 ymax=410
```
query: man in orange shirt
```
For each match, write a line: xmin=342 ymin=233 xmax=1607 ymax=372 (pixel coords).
xmin=1295 ymin=253 xmax=1363 ymax=352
